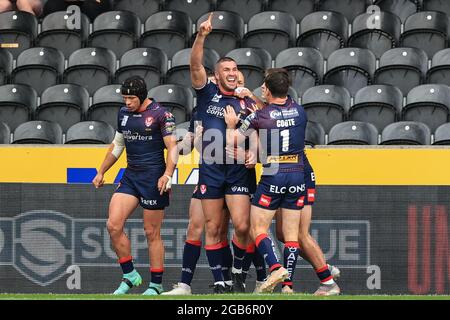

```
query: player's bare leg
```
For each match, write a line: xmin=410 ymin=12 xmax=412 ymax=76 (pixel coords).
xmin=107 ymin=193 xmax=142 ymax=294
xmin=225 ymin=194 xmax=250 ymax=292
xmin=142 ymin=209 xmax=165 ymax=295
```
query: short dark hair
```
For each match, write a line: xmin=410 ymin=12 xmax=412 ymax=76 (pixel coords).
xmin=214 ymin=57 xmax=237 ymax=71
xmin=264 ymin=68 xmax=290 ymax=98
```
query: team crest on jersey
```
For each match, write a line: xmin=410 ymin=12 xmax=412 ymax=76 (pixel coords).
xmin=212 ymin=93 xmax=222 ymax=103
xmin=145 ymin=116 xmax=153 ymax=127
xmin=200 ymin=184 xmax=207 ymax=194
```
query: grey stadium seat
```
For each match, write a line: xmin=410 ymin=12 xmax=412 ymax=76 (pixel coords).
xmin=422 ymin=0 xmax=450 ymax=17
xmin=195 ymin=11 xmax=244 ymax=58
xmin=275 ymin=47 xmax=324 ymax=97
xmin=433 ymin=123 xmax=450 ymax=145
xmin=400 ymin=11 xmax=448 ymax=59
xmin=113 ymin=0 xmax=161 ymax=23
xmin=148 ymin=84 xmax=194 ymax=124
xmin=328 ymin=121 xmax=379 ymax=145
xmin=427 ymin=49 xmax=450 ymax=86
xmin=301 ymin=85 xmax=351 ymax=133
xmin=348 ymin=11 xmax=401 ymax=60
xmin=216 ymin=0 xmax=266 ymax=24
xmin=0 ymin=84 xmax=37 ymax=132
xmin=65 ymin=121 xmax=115 ymax=144
xmin=374 ymin=47 xmax=428 ymax=97
xmin=268 ymin=0 xmax=316 ymax=23
xmin=402 ymin=84 xmax=450 ymax=133
xmin=381 ymin=121 xmax=431 ymax=145
xmin=305 ymin=121 xmax=326 ymax=146
xmin=12 ymin=120 xmax=63 ymax=144
xmin=349 ymin=84 xmax=403 ymax=132
xmin=297 ymin=11 xmax=348 ymax=60
xmin=0 ymin=122 xmax=11 ymax=144
xmin=115 ymin=47 xmax=168 ymax=90
xmin=0 ymin=49 xmax=13 ymax=85
xmin=36 ymin=84 xmax=90 ymax=133
xmin=0 ymin=11 xmax=38 ymax=59
xmin=164 ymin=0 xmax=214 ymax=23
xmin=63 ymin=47 xmax=116 ymax=96
xmin=323 ymin=47 xmax=376 ymax=97
xmin=141 ymin=11 xmax=192 ymax=60
xmin=243 ymin=11 xmax=296 ymax=59
xmin=252 ymin=86 xmax=299 ymax=104
xmin=226 ymin=48 xmax=272 ymax=90
xmin=317 ymin=0 xmax=372 ymax=23
xmin=374 ymin=0 xmax=419 ymax=24
xmin=87 ymin=84 xmax=124 ymax=130
xmin=11 ymin=47 xmax=65 ymax=96
xmin=36 ymin=11 xmax=90 ymax=59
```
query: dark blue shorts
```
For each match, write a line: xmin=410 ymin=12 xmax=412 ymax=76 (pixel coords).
xmin=252 ymin=170 xmax=306 ymax=210
xmin=197 ymin=164 xmax=251 ymax=199
xmin=115 ymin=166 xmax=169 ymax=210
xmin=304 ymin=160 xmax=316 ymax=206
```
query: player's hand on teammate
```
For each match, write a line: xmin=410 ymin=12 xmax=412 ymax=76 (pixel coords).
xmin=157 ymin=174 xmax=172 ymax=195
xmin=92 ymin=173 xmax=105 ymax=188
xmin=198 ymin=12 xmax=213 ymax=37
xmin=234 ymin=87 xmax=252 ymax=99
xmin=225 ymin=145 xmax=246 ymax=163
xmin=224 ymin=105 xmax=239 ymax=128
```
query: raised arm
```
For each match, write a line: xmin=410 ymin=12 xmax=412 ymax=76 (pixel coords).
xmin=190 ymin=12 xmax=213 ymax=89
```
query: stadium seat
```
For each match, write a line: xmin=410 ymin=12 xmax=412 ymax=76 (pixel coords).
xmin=301 ymin=85 xmax=351 ymax=133
xmin=400 ymin=11 xmax=448 ymax=59
xmin=164 ymin=0 xmax=214 ymax=23
xmin=63 ymin=47 xmax=116 ymax=96
xmin=275 ymin=47 xmax=324 ymax=97
xmin=115 ymin=47 xmax=168 ymax=90
xmin=427 ymin=49 xmax=450 ymax=86
xmin=374 ymin=0 xmax=419 ymax=23
xmin=305 ymin=121 xmax=326 ymax=146
xmin=36 ymin=11 xmax=90 ymax=60
xmin=374 ymin=47 xmax=428 ymax=96
xmin=12 ymin=120 xmax=63 ymax=144
xmin=11 ymin=47 xmax=65 ymax=96
xmin=433 ymin=123 xmax=450 ymax=145
xmin=141 ymin=11 xmax=192 ymax=60
xmin=195 ymin=11 xmax=244 ymax=58
xmin=226 ymin=48 xmax=272 ymax=90
xmin=252 ymin=86 xmax=299 ymax=104
xmin=166 ymin=48 xmax=220 ymax=89
xmin=0 ymin=122 xmax=11 ymax=144
xmin=87 ymin=84 xmax=123 ymax=130
xmin=348 ymin=11 xmax=401 ymax=59
xmin=422 ymin=0 xmax=450 ymax=17
xmin=243 ymin=11 xmax=296 ymax=59
xmin=323 ymin=48 xmax=376 ymax=97
xmin=216 ymin=0 xmax=267 ymax=24
xmin=36 ymin=84 xmax=90 ymax=133
xmin=318 ymin=0 xmax=371 ymax=22
xmin=0 ymin=49 xmax=12 ymax=85
xmin=402 ymin=84 xmax=450 ymax=133
xmin=267 ymin=0 xmax=316 ymax=23
xmin=349 ymin=85 xmax=403 ymax=133
xmin=380 ymin=121 xmax=431 ymax=145
xmin=328 ymin=121 xmax=379 ymax=145
xmin=88 ymin=11 xmax=141 ymax=59
xmin=65 ymin=121 xmax=115 ymax=144
xmin=297 ymin=11 xmax=348 ymax=60
xmin=148 ymin=84 xmax=194 ymax=123
xmin=0 ymin=11 xmax=38 ymax=59
xmin=0 ymin=84 xmax=37 ymax=132
xmin=113 ymin=0 xmax=161 ymax=23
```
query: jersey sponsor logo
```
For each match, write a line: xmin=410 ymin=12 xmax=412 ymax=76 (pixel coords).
xmin=231 ymin=186 xmax=249 ymax=193
xmin=145 ymin=116 xmax=153 ymax=127
xmin=258 ymin=194 xmax=272 ymax=207
xmin=140 ymin=198 xmax=157 ymax=206
xmin=269 ymin=110 xmax=283 ymax=119
xmin=200 ymin=184 xmax=207 ymax=194
xmin=307 ymin=188 xmax=315 ymax=202
xmin=269 ymin=184 xmax=305 ymax=194
xmin=121 ymin=115 xmax=129 ymax=126
xmin=296 ymin=196 xmax=305 ymax=207
xmin=281 ymin=108 xmax=299 ymax=118
xmin=211 ymin=94 xmax=222 ymax=103
xmin=266 ymin=155 xmax=298 ymax=163
xmin=206 ymin=105 xmax=224 ymax=118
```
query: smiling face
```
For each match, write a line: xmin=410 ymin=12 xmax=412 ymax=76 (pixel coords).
xmin=215 ymin=60 xmax=238 ymax=92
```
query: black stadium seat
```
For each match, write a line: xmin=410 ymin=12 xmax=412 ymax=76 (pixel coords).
xmin=327 ymin=121 xmax=379 ymax=145
xmin=433 ymin=123 xmax=450 ymax=145
xmin=141 ymin=11 xmax=192 ymax=60
xmin=164 ymin=0 xmax=213 ymax=23
xmin=268 ymin=0 xmax=316 ymax=23
xmin=0 ymin=122 xmax=11 ymax=144
xmin=216 ymin=0 xmax=266 ymax=24
xmin=12 ymin=120 xmax=63 ymax=144
xmin=36 ymin=84 xmax=90 ymax=133
xmin=317 ymin=0 xmax=372 ymax=23
xmin=349 ymin=84 xmax=403 ymax=132
xmin=252 ymin=86 xmax=299 ymax=104
xmin=422 ymin=0 xmax=450 ymax=17
xmin=0 ymin=11 xmax=38 ymax=59
xmin=36 ymin=11 xmax=90 ymax=59
xmin=374 ymin=0 xmax=419 ymax=24
xmin=0 ymin=49 xmax=13 ymax=85
xmin=115 ymin=47 xmax=168 ymax=90
xmin=305 ymin=121 xmax=326 ymax=146
xmin=427 ymin=49 xmax=450 ymax=86
xmin=65 ymin=121 xmax=115 ymax=144
xmin=0 ymin=84 xmax=37 ymax=132
xmin=11 ymin=47 xmax=65 ymax=96
xmin=380 ymin=121 xmax=431 ymax=145
xmin=301 ymin=85 xmax=351 ymax=133
xmin=113 ymin=0 xmax=161 ymax=23
xmin=148 ymin=84 xmax=194 ymax=124
xmin=87 ymin=84 xmax=124 ymax=130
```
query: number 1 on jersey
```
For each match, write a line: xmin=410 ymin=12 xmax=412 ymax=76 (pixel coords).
xmin=281 ymin=129 xmax=289 ymax=152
